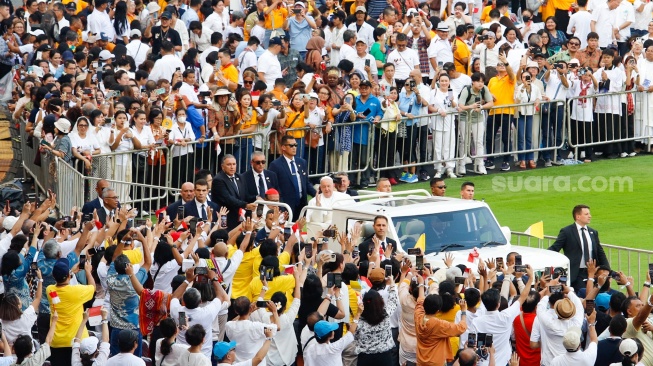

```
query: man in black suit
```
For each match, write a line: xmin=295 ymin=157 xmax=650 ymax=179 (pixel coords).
xmin=549 ymin=204 xmax=610 ymax=291
xmin=165 ymin=182 xmax=195 ymax=220
xmin=242 ymin=151 xmax=279 ymax=199
xmin=84 ymin=187 xmax=120 ymax=225
xmin=182 ymin=179 xmax=220 ymax=222
xmin=82 ymin=179 xmax=111 ymax=219
xmin=268 ymin=135 xmax=316 ymax=220
xmin=212 ymin=154 xmax=258 ymax=230
xmin=358 ymin=216 xmax=398 ymax=261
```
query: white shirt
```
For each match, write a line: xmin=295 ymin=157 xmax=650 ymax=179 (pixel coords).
xmin=570 ymin=80 xmax=596 ymax=122
xmin=205 ymin=11 xmax=230 ymax=33
xmin=339 ymin=43 xmax=357 ymax=63
xmin=225 ymin=320 xmax=269 ymax=366
xmin=254 ymin=108 xmax=279 ymax=149
xmin=200 ymin=45 xmax=220 ymax=71
xmin=593 ymin=66 xmax=625 ymax=115
xmin=126 ymin=40 xmax=150 ymax=69
xmin=214 ymin=249 xmax=244 ymax=302
xmin=519 ymin=21 xmax=545 ymax=44
xmin=427 ymin=37 xmax=454 ymax=79
xmin=179 ymin=82 xmax=199 ymax=104
xmin=257 ymin=50 xmax=282 ymax=91
xmin=303 ymin=332 xmax=354 ymax=366
xmin=387 ymin=48 xmax=420 ymax=80
xmin=567 ymin=11 xmax=593 ymax=49
xmin=549 ymin=342 xmax=597 ymax=366
xmin=105 ymin=353 xmax=145 ymax=366
xmin=544 ymin=70 xmax=570 ymax=105
xmin=347 ymin=22 xmax=375 ymax=48
xmin=475 ymin=43 xmax=499 ymax=73
xmin=473 ymin=300 xmax=522 ymax=366
xmin=238 ymin=47 xmax=258 ymax=85
xmin=575 ymin=222 xmax=595 ymax=267
xmin=131 ymin=125 xmax=156 ymax=152
xmin=530 ymin=291 xmax=585 ymax=366
xmin=150 ymin=259 xmax=180 ymax=293
xmin=171 ymin=297 xmax=229 ymax=358
xmin=592 ymin=4 xmax=618 ymax=48
xmin=168 ymin=122 xmax=196 ymax=157
xmin=149 ymin=54 xmax=186 ymax=82
xmin=250 ymin=298 xmax=301 ymax=366
xmin=1 ymin=304 xmax=37 ymax=346
xmin=87 ymin=8 xmax=115 ymax=42
xmin=178 ymin=351 xmax=212 ymax=366
xmin=449 ymin=73 xmax=472 ymax=98
xmin=329 ymin=25 xmax=346 ymax=66
xmin=514 ymin=84 xmax=543 ymax=116
xmin=633 ymin=0 xmax=653 ymax=30
xmin=283 ymin=155 xmax=302 ymax=196
xmin=191 ymin=26 xmax=213 ymax=52
xmin=154 ymin=338 xmax=188 ymax=366
xmin=306 ymin=191 xmax=353 ymax=223
xmin=615 ymin=1 xmax=636 ymax=42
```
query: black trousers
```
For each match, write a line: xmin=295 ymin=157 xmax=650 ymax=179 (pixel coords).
xmin=570 ymin=119 xmax=594 ymax=160
xmin=49 ymin=347 xmax=73 ymax=366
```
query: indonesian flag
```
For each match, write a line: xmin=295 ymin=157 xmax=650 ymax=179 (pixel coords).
xmin=49 ymin=290 xmax=60 ymax=305
xmin=291 ymin=222 xmax=307 ymax=241
xmin=88 ymin=306 xmax=103 ymax=326
xmin=467 ymin=247 xmax=480 ymax=264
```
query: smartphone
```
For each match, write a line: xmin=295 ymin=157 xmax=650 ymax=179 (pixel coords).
xmin=409 ymin=80 xmax=416 ymax=88
xmin=220 ymin=215 xmax=228 ymax=228
xmin=496 ymin=257 xmax=504 ymax=270
xmin=611 ymin=271 xmax=621 ymax=281
xmin=87 ymin=247 xmax=97 ymax=256
xmin=154 ymin=87 xmax=166 ymax=95
xmin=283 ymin=227 xmax=291 ymax=241
xmin=92 ymin=61 xmax=99 ymax=69
xmin=316 ymin=242 xmax=323 ymax=252
xmin=256 ymin=300 xmax=268 ymax=308
xmin=79 ymin=254 xmax=86 ymax=268
xmin=515 ymin=255 xmax=522 ymax=266
xmin=178 ymin=311 xmax=187 ymax=327
xmin=176 ymin=67 xmax=181 ymax=72
xmin=305 ymin=244 xmax=313 ymax=258
xmin=245 ymin=210 xmax=252 ymax=219
xmin=293 ymin=8 xmax=300 ymax=13
xmin=215 ymin=59 xmax=222 ymax=69
xmin=515 ymin=265 xmax=526 ymax=273
xmin=158 ymin=212 xmax=164 ymax=223
xmin=322 ymin=228 xmax=336 ymax=238
xmin=134 ymin=218 xmax=146 ymax=227
xmin=648 ymin=263 xmax=653 ymax=280
xmin=585 ymin=299 xmax=595 ymax=315
xmin=259 ymin=266 xmax=266 ymax=281
xmin=385 ymin=264 xmax=392 ymax=278
xmin=265 ymin=267 xmax=274 ymax=281
xmin=97 ymin=70 xmax=103 ymax=81
xmin=189 ymin=217 xmax=198 ymax=236
xmin=549 ymin=285 xmax=563 ymax=293
xmin=327 ymin=272 xmax=335 ymax=288
xmin=153 ymin=11 xmax=158 ymax=20
xmin=256 ymin=204 xmax=263 ymax=218
xmin=416 ymin=255 xmax=424 ymax=270
xmin=178 ymin=206 xmax=185 ymax=220
xmin=477 ymin=333 xmax=486 ymax=348
xmin=40 ymin=139 xmax=52 ymax=147
xmin=454 ymin=276 xmax=466 ymax=285
xmin=485 ymin=334 xmax=493 ymax=348
xmin=30 ymin=262 xmax=38 ymax=272
xmin=438 ymin=61 xmax=443 ymax=68
xmin=194 ymin=266 xmax=208 ymax=275
xmin=334 ymin=273 xmax=342 ymax=287
xmin=407 ymin=248 xmax=421 ymax=255
xmin=365 ymin=59 xmax=370 ymax=67
xmin=362 ymin=108 xmax=372 ymax=116
xmin=82 ymin=213 xmax=93 ymax=222
xmin=467 ymin=333 xmax=477 ymax=348
xmin=352 ymin=249 xmax=359 ymax=259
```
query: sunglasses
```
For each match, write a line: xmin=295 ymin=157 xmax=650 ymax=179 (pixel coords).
xmin=253 ymin=160 xmax=266 ymax=164
xmin=568 ymin=42 xmax=580 ymax=46
xmin=285 ymin=144 xmax=298 ymax=147
xmin=497 ymin=63 xmax=505 ymax=67
xmin=244 ymin=80 xmax=253 ymax=85
xmin=436 ymin=185 xmax=447 ymax=189
xmin=77 ymin=124 xmax=89 ymax=127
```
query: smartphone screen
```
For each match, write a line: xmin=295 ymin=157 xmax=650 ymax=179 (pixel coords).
xmin=178 ymin=206 xmax=185 ymax=220
xmin=385 ymin=264 xmax=392 ymax=278
xmin=79 ymin=255 xmax=86 ymax=268
xmin=485 ymin=334 xmax=493 ymax=347
xmin=256 ymin=300 xmax=268 ymax=308
xmin=327 ymin=273 xmax=335 ymax=288
xmin=178 ymin=311 xmax=187 ymax=327
xmin=407 ymin=248 xmax=421 ymax=255
xmin=585 ymin=299 xmax=595 ymax=315
xmin=496 ymin=257 xmax=504 ymax=270
xmin=515 ymin=255 xmax=522 ymax=266
xmin=477 ymin=333 xmax=486 ymax=348
xmin=416 ymin=255 xmax=424 ymax=270
xmin=467 ymin=333 xmax=477 ymax=348
xmin=455 ymin=276 xmax=466 ymax=285
xmin=305 ymin=244 xmax=313 ymax=258
xmin=334 ymin=273 xmax=342 ymax=287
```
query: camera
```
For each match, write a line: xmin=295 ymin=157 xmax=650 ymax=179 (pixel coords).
xmin=272 ymin=99 xmax=281 ymax=107
xmin=578 ymin=68 xmax=586 ymax=75
xmin=525 ymin=75 xmax=532 ymax=82
xmin=409 ymin=80 xmax=416 ymax=88
xmin=554 ymin=63 xmax=563 ymax=69
xmin=199 ymin=91 xmax=211 ymax=97
xmin=224 ymin=115 xmax=230 ymax=129
xmin=62 ymin=216 xmax=77 ymax=229
xmin=478 ymin=35 xmax=488 ymax=41
xmin=529 ymin=46 xmax=541 ymax=54
xmin=82 ymin=213 xmax=93 ymax=222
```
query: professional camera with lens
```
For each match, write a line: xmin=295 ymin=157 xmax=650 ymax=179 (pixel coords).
xmin=199 ymin=91 xmax=211 ymax=104
xmin=554 ymin=63 xmax=564 ymax=69
xmin=478 ymin=35 xmax=488 ymax=41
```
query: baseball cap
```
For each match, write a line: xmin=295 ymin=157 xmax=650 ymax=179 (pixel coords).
xmin=485 ymin=31 xmax=496 ymax=39
xmin=80 ymin=336 xmax=99 ymax=355
xmin=28 ymin=29 xmax=45 ymax=36
xmin=99 ymin=32 xmax=110 ymax=41
xmin=562 ymin=327 xmax=582 ymax=351
xmin=130 ymin=29 xmax=141 ymax=38
xmin=52 ymin=258 xmax=71 ymax=282
xmin=569 ymin=58 xmax=580 ymax=66
xmin=65 ymin=2 xmax=76 ymax=10
xmin=620 ymin=338 xmax=639 ymax=357
xmin=308 ymin=92 xmax=319 ymax=100
xmin=294 ymin=1 xmax=305 ymax=7
xmin=355 ymin=5 xmax=366 ymax=13
xmin=160 ymin=11 xmax=172 ymax=19
xmin=526 ymin=61 xmax=539 ymax=69
xmin=269 ymin=37 xmax=282 ymax=46
xmin=360 ymin=80 xmax=372 ymax=88
xmin=595 ymin=292 xmax=611 ymax=311
xmin=314 ymin=320 xmax=339 ymax=338
xmin=36 ymin=0 xmax=46 ymax=3
xmin=554 ymin=298 xmax=576 ymax=319
xmin=368 ymin=267 xmax=385 ymax=283
xmin=99 ymin=50 xmax=115 ymax=61
xmin=442 ymin=62 xmax=455 ymax=71
xmin=2 ymin=216 xmax=17 ymax=231
xmin=213 ymin=341 xmax=237 ymax=359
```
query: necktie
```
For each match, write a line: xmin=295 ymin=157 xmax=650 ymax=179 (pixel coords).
xmin=290 ymin=160 xmax=300 ymax=197
xmin=258 ymin=174 xmax=266 ymax=197
xmin=201 ymin=204 xmax=207 ymax=221
xmin=581 ymin=227 xmax=591 ymax=264
xmin=230 ymin=176 xmax=239 ymax=195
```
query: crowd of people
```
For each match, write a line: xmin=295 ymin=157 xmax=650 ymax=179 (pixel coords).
xmin=4 ymin=0 xmax=653 ymax=364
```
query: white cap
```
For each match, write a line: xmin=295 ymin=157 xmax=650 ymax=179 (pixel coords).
xmin=130 ymin=29 xmax=141 ymax=38
xmin=36 ymin=0 xmax=46 ymax=3
xmin=146 ymin=2 xmax=161 ymax=13
xmin=54 ymin=118 xmax=72 ymax=134
xmin=526 ymin=61 xmax=539 ymax=69
xmin=99 ymin=50 xmax=115 ymax=61
xmin=620 ymin=338 xmax=639 ymax=357
xmin=308 ymin=92 xmax=319 ymax=99
xmin=2 ymin=216 xmax=17 ymax=231
xmin=80 ymin=336 xmax=99 ymax=355
xmin=198 ymin=84 xmax=210 ymax=92
xmin=29 ymin=29 xmax=45 ymax=36
xmin=562 ymin=327 xmax=582 ymax=351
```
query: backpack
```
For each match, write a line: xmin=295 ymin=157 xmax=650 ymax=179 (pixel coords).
xmin=459 ymin=85 xmax=490 ymax=106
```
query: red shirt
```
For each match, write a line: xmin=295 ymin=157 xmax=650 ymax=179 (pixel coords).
xmin=512 ymin=311 xmax=540 ymax=366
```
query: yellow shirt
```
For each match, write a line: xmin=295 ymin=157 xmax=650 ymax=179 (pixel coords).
xmin=61 ymin=0 xmax=88 ymax=14
xmin=551 ymin=0 xmax=574 ymax=10
xmin=480 ymin=6 xmax=510 ymax=23
xmin=488 ymin=73 xmax=515 ymax=115
xmin=453 ymin=38 xmax=471 ymax=74
xmin=123 ymin=248 xmax=143 ymax=264
xmin=252 ymin=251 xmax=291 ymax=278
xmin=264 ymin=7 xmax=288 ymax=30
xmin=284 ymin=109 xmax=306 ymax=138
xmin=239 ymin=108 xmax=259 ymax=135
xmin=220 ymin=64 xmax=239 ymax=87
xmin=47 ymin=284 xmax=95 ymax=348
xmin=249 ymin=273 xmax=296 ymax=305
xmin=230 ymin=246 xmax=261 ymax=299
xmin=436 ymin=304 xmax=461 ymax=356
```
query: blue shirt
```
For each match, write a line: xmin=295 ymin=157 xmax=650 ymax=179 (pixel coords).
xmin=106 ymin=262 xmax=148 ymax=330
xmin=37 ymin=250 xmax=79 ymax=314
xmin=287 ymin=16 xmax=314 ymax=53
xmin=3 ymin=246 xmax=37 ymax=311
xmin=353 ymin=95 xmax=383 ymax=145
xmin=398 ymin=91 xmax=423 ymax=127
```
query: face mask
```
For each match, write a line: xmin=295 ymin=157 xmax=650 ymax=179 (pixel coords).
xmin=522 ymin=15 xmax=530 ymax=22
xmin=177 ymin=116 xmax=186 ymax=123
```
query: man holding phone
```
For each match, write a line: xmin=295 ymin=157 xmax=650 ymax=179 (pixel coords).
xmin=351 ymin=80 xmax=383 ymax=188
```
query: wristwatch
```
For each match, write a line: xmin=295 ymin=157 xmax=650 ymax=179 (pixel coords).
xmin=343 ymin=250 xmax=350 ymax=255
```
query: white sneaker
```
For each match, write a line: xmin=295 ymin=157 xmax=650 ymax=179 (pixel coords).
xmin=475 ymin=165 xmax=487 ymax=175
xmin=446 ymin=169 xmax=457 ymax=178
xmin=464 ymin=157 xmax=473 ymax=164
xmin=629 ymin=152 xmax=637 ymax=157
xmin=580 ymin=151 xmax=586 ymax=159
xmin=620 ymin=152 xmax=628 ymax=158
xmin=456 ymin=164 xmax=467 ymax=176
xmin=434 ymin=171 xmax=442 ymax=179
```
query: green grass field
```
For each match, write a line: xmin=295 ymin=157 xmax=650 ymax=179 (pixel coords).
xmin=389 ymin=155 xmax=651 ymax=249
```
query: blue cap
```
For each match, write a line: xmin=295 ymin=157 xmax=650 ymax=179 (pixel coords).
xmin=99 ymin=32 xmax=109 ymax=41
xmin=314 ymin=320 xmax=339 ymax=338
xmin=52 ymin=258 xmax=70 ymax=282
xmin=213 ymin=341 xmax=236 ymax=359
xmin=269 ymin=37 xmax=282 ymax=46
xmin=595 ymin=292 xmax=611 ymax=311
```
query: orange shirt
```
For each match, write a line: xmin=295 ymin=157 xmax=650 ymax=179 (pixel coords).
xmin=488 ymin=73 xmax=515 ymax=115
xmin=414 ymin=298 xmax=467 ymax=365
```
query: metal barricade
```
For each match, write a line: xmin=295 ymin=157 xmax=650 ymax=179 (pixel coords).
xmin=19 ymin=120 xmax=52 ymax=197
xmin=468 ymin=100 xmax=567 ymax=169
xmin=512 ymin=231 xmax=653 ymax=290
xmin=566 ymin=89 xmax=642 ymax=160
xmin=55 ymin=157 xmax=86 ymax=215
xmin=370 ymin=111 xmax=466 ymax=179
